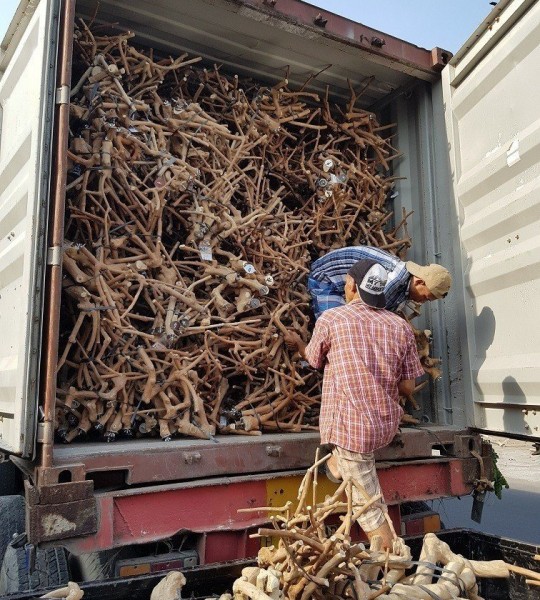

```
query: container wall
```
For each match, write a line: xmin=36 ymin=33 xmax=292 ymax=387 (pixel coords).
xmin=0 ymin=0 xmax=59 ymax=455
xmin=443 ymin=0 xmax=540 ymax=438
xmin=392 ymin=83 xmax=466 ymax=427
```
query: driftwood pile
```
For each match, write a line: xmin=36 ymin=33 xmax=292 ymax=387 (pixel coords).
xmin=57 ymin=20 xmax=412 ymax=442
xmin=228 ymin=455 xmax=540 ymax=600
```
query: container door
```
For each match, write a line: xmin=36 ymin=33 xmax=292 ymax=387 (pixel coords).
xmin=442 ymin=0 xmax=540 ymax=439
xmin=0 ymin=0 xmax=59 ymax=455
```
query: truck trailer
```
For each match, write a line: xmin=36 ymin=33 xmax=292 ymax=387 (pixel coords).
xmin=0 ymin=0 xmax=538 ymax=593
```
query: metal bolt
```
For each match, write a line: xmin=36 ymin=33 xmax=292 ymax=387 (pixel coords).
xmin=313 ymin=13 xmax=328 ymax=27
xmin=322 ymin=159 xmax=334 ymax=172
xmin=371 ymin=37 xmax=386 ymax=48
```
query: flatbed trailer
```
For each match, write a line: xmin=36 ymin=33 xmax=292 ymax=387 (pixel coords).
xmin=23 ymin=428 xmax=483 ymax=558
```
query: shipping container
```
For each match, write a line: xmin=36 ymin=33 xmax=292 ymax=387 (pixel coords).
xmin=0 ymin=0 xmax=538 ymax=592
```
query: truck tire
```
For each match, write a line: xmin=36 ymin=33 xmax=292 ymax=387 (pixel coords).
xmin=0 ymin=461 xmax=23 ymax=496
xmin=0 ymin=496 xmax=25 ymax=566
xmin=0 ymin=545 xmax=69 ymax=594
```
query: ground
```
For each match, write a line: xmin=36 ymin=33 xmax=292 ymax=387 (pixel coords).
xmin=436 ymin=435 xmax=540 ymax=544
xmin=485 ymin=435 xmax=540 ymax=493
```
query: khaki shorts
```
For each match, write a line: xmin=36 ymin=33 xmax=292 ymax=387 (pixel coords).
xmin=332 ymin=445 xmax=387 ymax=533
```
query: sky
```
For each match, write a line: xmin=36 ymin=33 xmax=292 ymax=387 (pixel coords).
xmin=0 ymin=0 xmax=493 ymax=53
xmin=311 ymin=1 xmax=494 ymax=53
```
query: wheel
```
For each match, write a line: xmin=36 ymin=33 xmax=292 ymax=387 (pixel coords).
xmin=0 ymin=496 xmax=25 ymax=566
xmin=0 ymin=461 xmax=23 ymax=496
xmin=0 ymin=544 xmax=69 ymax=594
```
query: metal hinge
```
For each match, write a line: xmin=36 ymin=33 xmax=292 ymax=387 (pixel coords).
xmin=56 ymin=85 xmax=70 ymax=105
xmin=36 ymin=422 xmax=52 ymax=443
xmin=47 ymin=246 xmax=62 ymax=266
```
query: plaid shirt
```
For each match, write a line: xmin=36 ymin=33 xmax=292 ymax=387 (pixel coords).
xmin=309 ymin=246 xmax=410 ymax=317
xmin=305 ymin=300 xmax=424 ymax=453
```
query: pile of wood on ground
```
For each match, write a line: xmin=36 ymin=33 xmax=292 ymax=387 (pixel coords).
xmin=226 ymin=454 xmax=540 ymax=600
xmin=57 ymin=20 xmax=414 ymax=442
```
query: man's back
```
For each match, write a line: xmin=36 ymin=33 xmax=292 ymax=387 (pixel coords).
xmin=305 ymin=300 xmax=422 ymax=453
xmin=308 ymin=246 xmax=410 ymax=315
xmin=311 ymin=246 xmax=403 ymax=284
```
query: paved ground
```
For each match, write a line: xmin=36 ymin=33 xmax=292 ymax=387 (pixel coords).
xmin=436 ymin=436 xmax=540 ymax=545
xmin=485 ymin=435 xmax=540 ymax=492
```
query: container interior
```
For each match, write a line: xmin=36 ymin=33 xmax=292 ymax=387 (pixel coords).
xmin=56 ymin=0 xmax=466 ymax=460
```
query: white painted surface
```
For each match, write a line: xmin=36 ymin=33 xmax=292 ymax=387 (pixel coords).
xmin=443 ymin=0 xmax=540 ymax=438
xmin=0 ymin=0 xmax=56 ymax=454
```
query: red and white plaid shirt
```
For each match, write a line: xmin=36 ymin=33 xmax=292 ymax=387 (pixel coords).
xmin=305 ymin=300 xmax=424 ymax=453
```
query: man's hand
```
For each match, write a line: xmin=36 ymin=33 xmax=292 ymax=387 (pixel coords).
xmin=283 ymin=332 xmax=303 ymax=351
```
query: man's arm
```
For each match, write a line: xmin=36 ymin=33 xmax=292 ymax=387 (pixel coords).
xmin=284 ymin=312 xmax=331 ymax=368
xmin=284 ymin=332 xmax=307 ymax=359
xmin=400 ymin=326 xmax=425 ymax=382
xmin=384 ymin=263 xmax=410 ymax=312
xmin=304 ymin=317 xmax=331 ymax=370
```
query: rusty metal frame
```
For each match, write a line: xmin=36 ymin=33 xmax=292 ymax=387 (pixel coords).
xmin=54 ymin=454 xmax=483 ymax=555
xmin=23 ymin=0 xmax=481 ymax=557
xmin=39 ymin=0 xmax=76 ymax=471
xmin=25 ymin=429 xmax=491 ymax=550
xmin=49 ymin=428 xmax=480 ymax=487
xmin=237 ymin=0 xmax=451 ymax=75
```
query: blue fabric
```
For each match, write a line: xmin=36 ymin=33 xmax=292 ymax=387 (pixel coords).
xmin=309 ymin=246 xmax=411 ymax=317
xmin=308 ymin=277 xmax=346 ymax=319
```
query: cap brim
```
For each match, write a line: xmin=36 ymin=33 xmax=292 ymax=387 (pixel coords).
xmin=405 ymin=261 xmax=423 ymax=277
xmin=359 ymin=288 xmax=386 ymax=309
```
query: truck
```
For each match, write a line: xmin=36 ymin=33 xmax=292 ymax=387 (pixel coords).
xmin=0 ymin=0 xmax=538 ymax=594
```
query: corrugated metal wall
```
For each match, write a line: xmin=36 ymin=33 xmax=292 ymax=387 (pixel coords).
xmin=443 ymin=0 xmax=540 ymax=438
xmin=0 ymin=0 xmax=57 ymax=455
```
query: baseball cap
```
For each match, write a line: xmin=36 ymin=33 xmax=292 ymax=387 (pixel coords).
xmin=347 ymin=259 xmax=388 ymax=309
xmin=406 ymin=262 xmax=452 ymax=299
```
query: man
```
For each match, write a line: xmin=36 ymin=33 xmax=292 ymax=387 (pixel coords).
xmin=287 ymin=259 xmax=424 ymax=549
xmin=308 ymin=245 xmax=452 ymax=318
